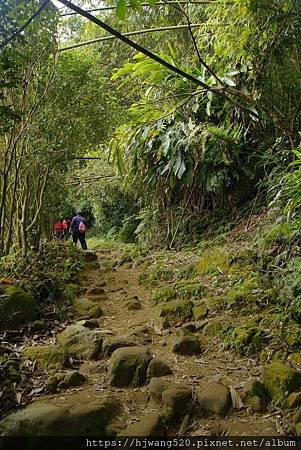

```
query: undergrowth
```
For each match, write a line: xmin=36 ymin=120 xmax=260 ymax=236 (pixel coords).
xmin=0 ymin=241 xmax=84 ymax=304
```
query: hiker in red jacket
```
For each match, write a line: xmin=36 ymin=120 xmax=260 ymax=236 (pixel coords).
xmin=62 ymin=217 xmax=71 ymax=240
xmin=69 ymin=209 xmax=87 ymax=250
xmin=53 ymin=220 xmax=64 ymax=240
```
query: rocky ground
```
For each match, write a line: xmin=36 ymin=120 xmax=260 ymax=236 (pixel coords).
xmin=0 ymin=247 xmax=301 ymax=438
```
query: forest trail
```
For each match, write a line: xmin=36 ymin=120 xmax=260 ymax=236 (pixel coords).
xmin=66 ymin=248 xmax=284 ymax=436
xmin=0 ymin=247 xmax=294 ymax=437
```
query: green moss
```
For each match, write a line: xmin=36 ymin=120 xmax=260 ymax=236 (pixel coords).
xmin=224 ymin=325 xmax=264 ymax=356
xmin=284 ymin=324 xmax=301 ymax=349
xmin=196 ymin=249 xmax=230 ymax=275
xmin=225 ymin=272 xmax=261 ymax=309
xmin=152 ymin=281 xmax=205 ymax=303
xmin=64 ymin=283 xmax=81 ymax=301
xmin=71 ymin=298 xmax=102 ymax=318
xmin=152 ymin=286 xmax=177 ymax=303
xmin=0 ymin=285 xmax=36 ymax=331
xmin=24 ymin=345 xmax=69 ymax=373
xmin=288 ymin=353 xmax=301 ymax=365
xmin=261 ymin=361 xmax=301 ymax=406
xmin=193 ymin=305 xmax=208 ymax=320
xmin=203 ymin=321 xmax=223 ymax=336
xmin=160 ymin=300 xmax=193 ymax=327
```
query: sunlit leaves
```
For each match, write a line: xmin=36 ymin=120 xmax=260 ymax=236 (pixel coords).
xmin=116 ymin=0 xmax=127 ymax=20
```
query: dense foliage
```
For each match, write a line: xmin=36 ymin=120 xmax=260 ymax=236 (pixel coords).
xmin=0 ymin=0 xmax=300 ymax=252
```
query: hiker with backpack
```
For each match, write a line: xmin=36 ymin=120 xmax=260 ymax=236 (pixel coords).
xmin=69 ymin=209 xmax=87 ymax=250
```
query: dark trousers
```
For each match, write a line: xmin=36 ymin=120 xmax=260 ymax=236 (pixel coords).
xmin=72 ymin=231 xmax=87 ymax=250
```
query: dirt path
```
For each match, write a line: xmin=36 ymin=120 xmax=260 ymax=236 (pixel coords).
xmin=1 ymin=247 xmax=294 ymax=438
xmin=77 ymin=248 xmax=285 ymax=436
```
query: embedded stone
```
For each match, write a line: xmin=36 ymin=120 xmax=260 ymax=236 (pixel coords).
xmin=57 ymin=323 xmax=103 ymax=360
xmin=260 ymin=361 xmax=301 ymax=405
xmin=0 ymin=390 xmax=121 ymax=436
xmin=102 ymin=338 xmax=137 ymax=358
xmin=0 ymin=285 xmax=36 ymax=331
xmin=198 ymin=383 xmax=232 ymax=416
xmin=108 ymin=347 xmax=152 ymax=387
xmin=120 ymin=413 xmax=163 ymax=436
xmin=71 ymin=298 xmax=102 ymax=318
xmin=147 ymin=359 xmax=172 ymax=378
xmin=23 ymin=345 xmax=69 ymax=373
xmin=286 ymin=392 xmax=301 ymax=408
xmin=172 ymin=328 xmax=201 ymax=355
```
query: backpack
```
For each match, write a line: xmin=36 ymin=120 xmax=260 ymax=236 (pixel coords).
xmin=78 ymin=221 xmax=86 ymax=233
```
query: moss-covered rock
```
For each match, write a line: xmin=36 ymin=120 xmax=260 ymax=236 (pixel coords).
xmin=57 ymin=323 xmax=103 ymax=360
xmin=288 ymin=353 xmax=301 ymax=365
xmin=198 ymin=383 xmax=232 ymax=416
xmin=260 ymin=361 xmax=301 ymax=405
xmin=58 ymin=370 xmax=87 ymax=389
xmin=160 ymin=299 xmax=193 ymax=327
xmin=108 ymin=347 xmax=152 ymax=387
xmin=0 ymin=285 xmax=36 ymax=331
xmin=193 ymin=305 xmax=208 ymax=320
xmin=23 ymin=345 xmax=69 ymax=373
xmin=284 ymin=324 xmax=301 ymax=349
xmin=71 ymin=298 xmax=102 ymax=318
xmin=224 ymin=325 xmax=264 ymax=356
xmin=147 ymin=359 xmax=172 ymax=378
xmin=203 ymin=320 xmax=223 ymax=337
xmin=172 ymin=328 xmax=202 ymax=355
xmin=240 ymin=379 xmax=269 ymax=412
xmin=285 ymin=392 xmax=301 ymax=408
xmin=0 ymin=390 xmax=121 ymax=436
xmin=149 ymin=378 xmax=192 ymax=419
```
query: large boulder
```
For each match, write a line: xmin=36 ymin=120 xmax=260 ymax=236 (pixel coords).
xmin=260 ymin=361 xmax=301 ymax=405
xmin=57 ymin=323 xmax=103 ymax=360
xmin=172 ymin=328 xmax=202 ymax=355
xmin=0 ymin=285 xmax=36 ymax=331
xmin=23 ymin=345 xmax=69 ymax=373
xmin=108 ymin=347 xmax=152 ymax=387
xmin=198 ymin=382 xmax=232 ymax=416
xmin=0 ymin=390 xmax=121 ymax=436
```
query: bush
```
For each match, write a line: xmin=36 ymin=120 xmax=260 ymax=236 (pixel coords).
xmin=92 ymin=183 xmax=138 ymax=235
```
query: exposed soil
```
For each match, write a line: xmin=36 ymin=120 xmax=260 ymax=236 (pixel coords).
xmin=75 ymin=248 xmax=290 ymax=436
xmin=1 ymin=247 xmax=295 ymax=436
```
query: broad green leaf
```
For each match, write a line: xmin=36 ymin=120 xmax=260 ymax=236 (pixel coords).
xmin=116 ymin=0 xmax=127 ymax=20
